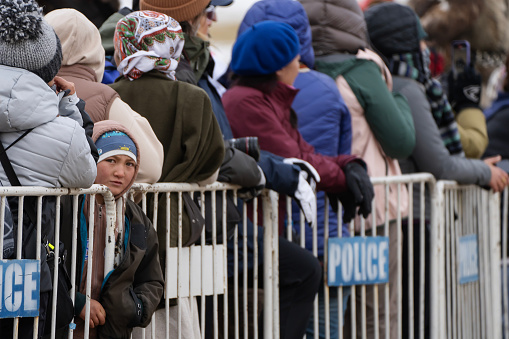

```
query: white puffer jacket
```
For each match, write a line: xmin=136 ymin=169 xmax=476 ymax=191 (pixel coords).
xmin=0 ymin=65 xmax=96 ymax=188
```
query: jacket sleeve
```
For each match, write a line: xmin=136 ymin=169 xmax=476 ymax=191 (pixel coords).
xmin=133 ymin=220 xmax=164 ymax=327
xmin=399 ymin=83 xmax=491 ymax=186
xmin=218 ymin=145 xmax=263 ymax=187
xmin=58 ymin=122 xmax=97 ymax=188
xmin=227 ymin=95 xmax=356 ymax=193
xmin=109 ymin=97 xmax=164 ymax=183
xmin=257 ymin=151 xmax=300 ymax=195
xmin=456 ymin=107 xmax=488 ymax=159
xmin=351 ymin=61 xmax=416 ymax=158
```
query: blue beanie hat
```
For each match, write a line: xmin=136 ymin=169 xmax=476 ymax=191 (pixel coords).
xmin=95 ymin=131 xmax=138 ymax=164
xmin=231 ymin=21 xmax=299 ymax=76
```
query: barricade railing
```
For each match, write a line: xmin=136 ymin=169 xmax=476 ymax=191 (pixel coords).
xmin=0 ymin=175 xmax=506 ymax=339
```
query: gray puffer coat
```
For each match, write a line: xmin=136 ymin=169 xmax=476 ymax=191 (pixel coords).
xmin=0 ymin=65 xmax=96 ymax=188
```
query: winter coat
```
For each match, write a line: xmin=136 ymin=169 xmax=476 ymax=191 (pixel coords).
xmin=0 ymin=65 xmax=96 ymax=188
xmin=237 ymin=0 xmax=352 ymax=252
xmin=223 ymin=82 xmax=358 ymax=194
xmin=395 ymin=76 xmax=491 ymax=216
xmin=313 ymin=50 xmax=414 ymax=231
xmin=46 ymin=9 xmax=164 ymax=184
xmin=110 ymin=70 xmax=224 ymax=248
xmin=483 ymin=92 xmax=509 ymax=159
xmin=61 ymin=197 xmax=163 ymax=339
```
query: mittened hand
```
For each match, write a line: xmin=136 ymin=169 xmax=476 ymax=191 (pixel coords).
xmin=447 ymin=64 xmax=481 ymax=111
xmin=342 ymin=162 xmax=374 ymax=220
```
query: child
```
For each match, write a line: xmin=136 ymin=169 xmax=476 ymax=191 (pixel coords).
xmin=61 ymin=120 xmax=164 ymax=339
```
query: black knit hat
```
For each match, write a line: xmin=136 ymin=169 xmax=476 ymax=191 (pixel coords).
xmin=0 ymin=0 xmax=62 ymax=83
xmin=365 ymin=3 xmax=425 ymax=56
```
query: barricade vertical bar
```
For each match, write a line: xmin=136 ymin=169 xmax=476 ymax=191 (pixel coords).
xmin=104 ymin=191 xmax=117 ymax=276
xmin=430 ymin=181 xmax=445 ymax=339
xmin=503 ymin=187 xmax=509 ymax=339
xmin=384 ymin=184 xmax=389 ymax=339
xmin=32 ymin=196 xmax=43 ymax=339
xmin=313 ymin=202 xmax=318 ymax=339
xmin=371 ymin=198 xmax=379 ymax=339
xmin=262 ymin=191 xmax=274 ymax=339
xmin=13 ymin=196 xmax=24 ymax=339
xmin=445 ymin=189 xmax=452 ymax=339
xmin=148 ymin=192 xmax=155 ymax=339
xmin=272 ymin=193 xmax=279 ymax=338
xmin=360 ymin=216 xmax=366 ymax=339
xmin=223 ymin=190 xmax=229 ymax=339
xmin=200 ymin=191 xmax=206 ymax=339
xmin=396 ymin=183 xmax=402 ymax=339
xmin=407 ymin=183 xmax=414 ymax=339
xmin=489 ymin=190 xmax=502 ymax=339
xmin=233 ymin=201 xmax=240 ymax=339
xmin=84 ymin=194 xmax=96 ymax=339
xmin=253 ymin=196 xmax=259 ymax=339
xmin=69 ymin=194 xmax=79 ymax=339
xmin=419 ymin=181 xmax=425 ymax=339
xmin=323 ymin=195 xmax=330 ymax=339
xmin=212 ymin=190 xmax=219 ymax=339
xmin=243 ymin=197 xmax=249 ymax=339
xmin=50 ymin=196 xmax=61 ymax=339
xmin=350 ymin=219 xmax=356 ymax=339
xmin=165 ymin=193 xmax=171 ymax=339
xmin=337 ymin=200 xmax=343 ymax=339
xmin=478 ymin=189 xmax=487 ymax=339
xmin=177 ymin=192 xmax=183 ymax=339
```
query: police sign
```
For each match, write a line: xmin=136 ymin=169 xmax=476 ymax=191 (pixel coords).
xmin=328 ymin=237 xmax=389 ymax=286
xmin=458 ymin=234 xmax=479 ymax=284
xmin=0 ymin=260 xmax=40 ymax=318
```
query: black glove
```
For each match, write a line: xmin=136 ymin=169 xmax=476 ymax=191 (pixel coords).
xmin=447 ymin=64 xmax=481 ymax=112
xmin=329 ymin=162 xmax=374 ymax=223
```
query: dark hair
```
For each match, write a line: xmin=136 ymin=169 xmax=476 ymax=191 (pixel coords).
xmin=231 ymin=73 xmax=299 ymax=128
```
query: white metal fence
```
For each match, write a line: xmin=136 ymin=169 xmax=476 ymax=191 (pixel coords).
xmin=0 ymin=174 xmax=507 ymax=339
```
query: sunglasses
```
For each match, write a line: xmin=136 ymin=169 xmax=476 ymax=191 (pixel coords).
xmin=205 ymin=5 xmax=216 ymax=21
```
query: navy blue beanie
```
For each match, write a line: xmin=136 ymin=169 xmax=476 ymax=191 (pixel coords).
xmin=231 ymin=21 xmax=300 ymax=76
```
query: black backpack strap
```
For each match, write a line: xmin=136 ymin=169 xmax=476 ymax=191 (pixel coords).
xmin=0 ymin=129 xmax=37 ymax=224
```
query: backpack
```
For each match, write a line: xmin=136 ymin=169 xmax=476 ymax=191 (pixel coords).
xmin=0 ymin=131 xmax=73 ymax=338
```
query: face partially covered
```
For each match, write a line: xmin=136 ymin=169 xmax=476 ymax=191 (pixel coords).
xmin=95 ymin=154 xmax=136 ymax=197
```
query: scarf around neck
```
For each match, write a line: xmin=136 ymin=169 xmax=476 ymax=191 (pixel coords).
xmin=115 ymin=11 xmax=184 ymax=81
xmin=388 ymin=51 xmax=464 ymax=157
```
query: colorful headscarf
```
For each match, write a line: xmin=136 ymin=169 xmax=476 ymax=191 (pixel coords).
xmin=114 ymin=11 xmax=184 ymax=80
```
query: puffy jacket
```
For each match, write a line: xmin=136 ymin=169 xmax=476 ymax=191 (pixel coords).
xmin=483 ymin=92 xmax=509 ymax=159
xmin=224 ymin=82 xmax=358 ymax=194
xmin=314 ymin=50 xmax=414 ymax=231
xmin=0 ymin=65 xmax=96 ymax=188
xmin=238 ymin=0 xmax=352 ymax=252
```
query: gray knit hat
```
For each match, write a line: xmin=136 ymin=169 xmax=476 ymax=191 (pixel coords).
xmin=0 ymin=0 xmax=62 ymax=83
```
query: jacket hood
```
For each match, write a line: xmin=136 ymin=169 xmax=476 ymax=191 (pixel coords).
xmin=45 ymin=9 xmax=106 ymax=83
xmin=300 ymin=0 xmax=368 ymax=56
xmin=92 ymin=120 xmax=140 ymax=198
xmin=238 ymin=0 xmax=315 ymax=68
xmin=0 ymin=65 xmax=59 ymax=132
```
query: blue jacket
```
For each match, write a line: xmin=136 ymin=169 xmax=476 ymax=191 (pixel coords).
xmin=238 ymin=0 xmax=352 ymax=256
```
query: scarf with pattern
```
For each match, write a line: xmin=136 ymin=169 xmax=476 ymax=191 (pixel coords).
xmin=388 ymin=50 xmax=464 ymax=157
xmin=114 ymin=11 xmax=184 ymax=81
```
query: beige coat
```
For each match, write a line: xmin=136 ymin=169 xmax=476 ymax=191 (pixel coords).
xmin=46 ymin=8 xmax=164 ymax=184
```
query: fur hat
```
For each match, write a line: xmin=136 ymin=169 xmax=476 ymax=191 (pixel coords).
xmin=231 ymin=21 xmax=300 ymax=76
xmin=139 ymin=0 xmax=210 ymax=22
xmin=0 ymin=0 xmax=62 ymax=83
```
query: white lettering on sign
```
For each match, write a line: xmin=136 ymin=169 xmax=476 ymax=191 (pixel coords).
xmin=0 ymin=260 xmax=40 ymax=318
xmin=328 ymin=237 xmax=389 ymax=286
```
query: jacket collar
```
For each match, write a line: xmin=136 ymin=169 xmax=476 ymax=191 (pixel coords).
xmin=269 ymin=82 xmax=299 ymax=109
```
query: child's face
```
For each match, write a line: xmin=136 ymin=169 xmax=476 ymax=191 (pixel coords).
xmin=95 ymin=154 xmax=136 ymax=196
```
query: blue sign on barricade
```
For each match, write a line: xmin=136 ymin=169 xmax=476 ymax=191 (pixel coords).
xmin=328 ymin=237 xmax=389 ymax=286
xmin=0 ymin=260 xmax=40 ymax=318
xmin=458 ymin=234 xmax=479 ymax=284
